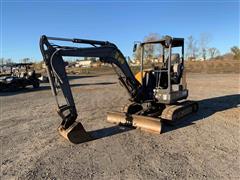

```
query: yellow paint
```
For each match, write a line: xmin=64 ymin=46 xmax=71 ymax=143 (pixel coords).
xmin=135 ymin=71 xmax=146 ymax=84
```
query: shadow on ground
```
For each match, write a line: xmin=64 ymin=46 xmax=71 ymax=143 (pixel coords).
xmin=62 ymin=124 xmax=134 ymax=144
xmin=90 ymin=125 xmax=133 ymax=140
xmin=162 ymin=94 xmax=240 ymax=133
xmin=0 ymin=82 xmax=116 ymax=96
xmin=71 ymin=94 xmax=240 ymax=144
xmin=67 ymin=75 xmax=98 ymax=80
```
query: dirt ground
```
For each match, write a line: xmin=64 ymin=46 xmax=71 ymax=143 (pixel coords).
xmin=1 ymin=73 xmax=239 ymax=180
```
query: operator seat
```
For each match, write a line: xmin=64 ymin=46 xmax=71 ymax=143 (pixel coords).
xmin=171 ymin=53 xmax=183 ymax=84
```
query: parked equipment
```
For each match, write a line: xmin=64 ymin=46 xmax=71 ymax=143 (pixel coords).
xmin=39 ymin=35 xmax=198 ymax=143
xmin=0 ymin=63 xmax=40 ymax=91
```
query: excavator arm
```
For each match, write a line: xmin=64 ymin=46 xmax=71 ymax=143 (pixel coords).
xmin=39 ymin=35 xmax=197 ymax=144
xmin=39 ymin=35 xmax=142 ymax=131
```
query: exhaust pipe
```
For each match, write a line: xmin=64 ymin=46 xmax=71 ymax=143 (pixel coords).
xmin=107 ymin=112 xmax=162 ymax=133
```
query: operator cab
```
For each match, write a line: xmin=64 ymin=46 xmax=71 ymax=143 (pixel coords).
xmin=133 ymin=36 xmax=187 ymax=104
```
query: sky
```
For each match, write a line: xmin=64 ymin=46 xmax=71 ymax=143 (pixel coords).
xmin=0 ymin=0 xmax=239 ymax=62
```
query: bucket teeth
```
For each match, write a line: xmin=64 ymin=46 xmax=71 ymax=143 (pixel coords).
xmin=58 ymin=122 xmax=92 ymax=144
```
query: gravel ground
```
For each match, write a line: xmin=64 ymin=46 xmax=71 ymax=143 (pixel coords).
xmin=0 ymin=73 xmax=239 ymax=180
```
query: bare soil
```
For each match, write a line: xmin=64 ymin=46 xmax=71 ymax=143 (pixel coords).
xmin=0 ymin=73 xmax=239 ymax=180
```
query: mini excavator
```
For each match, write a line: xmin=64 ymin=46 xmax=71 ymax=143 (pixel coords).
xmin=40 ymin=35 xmax=198 ymax=143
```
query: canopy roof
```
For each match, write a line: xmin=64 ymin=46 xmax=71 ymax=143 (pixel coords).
xmin=141 ymin=36 xmax=184 ymax=48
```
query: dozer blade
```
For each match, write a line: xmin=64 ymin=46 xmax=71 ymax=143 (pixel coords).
xmin=107 ymin=112 xmax=162 ymax=133
xmin=58 ymin=122 xmax=92 ymax=144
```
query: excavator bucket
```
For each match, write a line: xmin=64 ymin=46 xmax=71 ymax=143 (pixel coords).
xmin=107 ymin=112 xmax=162 ymax=133
xmin=58 ymin=122 xmax=92 ymax=144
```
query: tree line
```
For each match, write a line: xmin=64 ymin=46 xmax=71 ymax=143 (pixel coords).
xmin=0 ymin=57 xmax=33 ymax=65
xmin=133 ymin=33 xmax=240 ymax=61
xmin=1 ymin=34 xmax=239 ymax=65
xmin=186 ymin=33 xmax=219 ymax=60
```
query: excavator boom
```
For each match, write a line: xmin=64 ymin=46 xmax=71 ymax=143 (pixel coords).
xmin=40 ymin=35 xmax=198 ymax=144
xmin=40 ymin=35 xmax=143 ymax=127
xmin=40 ymin=35 xmax=156 ymax=143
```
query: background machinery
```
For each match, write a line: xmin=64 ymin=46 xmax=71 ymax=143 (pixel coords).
xmin=0 ymin=63 xmax=40 ymax=91
xmin=40 ymin=35 xmax=198 ymax=143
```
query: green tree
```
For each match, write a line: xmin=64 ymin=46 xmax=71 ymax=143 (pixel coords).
xmin=231 ymin=46 xmax=240 ymax=60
